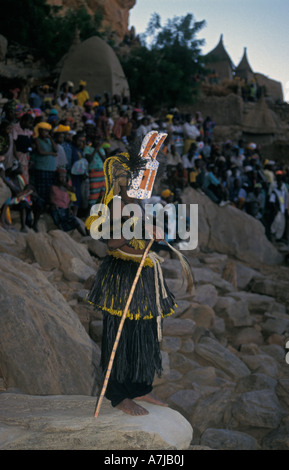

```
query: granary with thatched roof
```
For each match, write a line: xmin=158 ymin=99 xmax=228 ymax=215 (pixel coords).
xmin=57 ymin=35 xmax=130 ymax=101
xmin=205 ymin=34 xmax=234 ymax=82
xmin=235 ymin=47 xmax=254 ymax=83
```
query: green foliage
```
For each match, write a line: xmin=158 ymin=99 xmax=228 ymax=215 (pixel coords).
xmin=0 ymin=0 xmax=103 ymax=67
xmin=121 ymin=13 xmax=207 ymax=112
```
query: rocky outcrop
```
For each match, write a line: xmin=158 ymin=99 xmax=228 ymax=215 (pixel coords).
xmin=181 ymin=187 xmax=283 ymax=267
xmin=47 ymin=0 xmax=136 ymax=41
xmin=0 ymin=207 xmax=289 ymax=450
xmin=0 ymin=251 xmax=100 ymax=395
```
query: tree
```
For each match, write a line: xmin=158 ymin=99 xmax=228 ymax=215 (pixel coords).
xmin=120 ymin=13 xmax=207 ymax=112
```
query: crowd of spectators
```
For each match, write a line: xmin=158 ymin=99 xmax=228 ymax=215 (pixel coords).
xmin=0 ymin=80 xmax=288 ymax=246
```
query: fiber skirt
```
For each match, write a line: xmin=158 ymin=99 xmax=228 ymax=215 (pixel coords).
xmin=87 ymin=252 xmax=176 ymax=384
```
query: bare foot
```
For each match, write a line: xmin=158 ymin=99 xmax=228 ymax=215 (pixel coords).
xmin=116 ymin=398 xmax=149 ymax=416
xmin=135 ymin=393 xmax=168 ymax=407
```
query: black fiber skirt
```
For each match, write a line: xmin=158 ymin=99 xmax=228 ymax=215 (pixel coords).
xmin=87 ymin=253 xmax=175 ymax=384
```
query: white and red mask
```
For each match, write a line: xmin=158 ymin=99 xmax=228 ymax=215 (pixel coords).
xmin=127 ymin=131 xmax=167 ymax=199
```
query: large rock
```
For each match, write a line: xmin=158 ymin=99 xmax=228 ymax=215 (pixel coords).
xmin=26 ymin=230 xmax=98 ymax=281
xmin=194 ymin=336 xmax=250 ymax=380
xmin=200 ymin=428 xmax=260 ymax=450
xmin=231 ymin=390 xmax=284 ymax=429
xmin=0 ymin=393 xmax=193 ymax=450
xmin=181 ymin=187 xmax=283 ymax=266
xmin=0 ymin=254 xmax=100 ymax=395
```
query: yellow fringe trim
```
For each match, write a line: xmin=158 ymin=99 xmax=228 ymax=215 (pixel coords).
xmin=129 ymin=238 xmax=146 ymax=250
xmin=107 ymin=248 xmax=154 ymax=267
xmin=88 ymin=302 xmax=177 ymax=321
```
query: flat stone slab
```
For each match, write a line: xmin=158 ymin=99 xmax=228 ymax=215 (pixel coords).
xmin=0 ymin=393 xmax=193 ymax=450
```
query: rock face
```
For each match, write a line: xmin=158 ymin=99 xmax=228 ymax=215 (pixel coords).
xmin=0 ymin=393 xmax=192 ymax=450
xmin=0 ymin=209 xmax=289 ymax=450
xmin=47 ymin=0 xmax=136 ymax=40
xmin=0 ymin=230 xmax=100 ymax=395
xmin=181 ymin=187 xmax=283 ymax=267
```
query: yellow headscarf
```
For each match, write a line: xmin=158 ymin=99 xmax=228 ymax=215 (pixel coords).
xmin=34 ymin=121 xmax=52 ymax=138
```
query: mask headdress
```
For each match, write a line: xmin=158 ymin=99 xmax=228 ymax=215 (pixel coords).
xmin=85 ymin=132 xmax=167 ymax=232
xmin=127 ymin=131 xmax=168 ymax=199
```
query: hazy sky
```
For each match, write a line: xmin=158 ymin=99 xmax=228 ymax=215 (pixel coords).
xmin=129 ymin=0 xmax=289 ymax=102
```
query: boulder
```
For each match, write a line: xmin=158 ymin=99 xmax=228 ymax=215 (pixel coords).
xmin=26 ymin=231 xmax=59 ymax=269
xmin=0 ymin=393 xmax=193 ymax=450
xmin=0 ymin=254 xmax=100 ymax=395
xmin=189 ymin=389 xmax=232 ymax=434
xmin=181 ymin=187 xmax=283 ymax=266
xmin=194 ymin=336 xmax=250 ymax=380
xmin=200 ymin=428 xmax=260 ymax=450
xmin=193 ymin=284 xmax=218 ymax=308
xmin=231 ymin=390 xmax=284 ymax=429
xmin=214 ymin=296 xmax=253 ymax=328
xmin=263 ymin=424 xmax=289 ymax=450
xmin=251 ymin=279 xmax=289 ymax=305
xmin=235 ymin=373 xmax=277 ymax=393
xmin=189 ymin=304 xmax=215 ymax=329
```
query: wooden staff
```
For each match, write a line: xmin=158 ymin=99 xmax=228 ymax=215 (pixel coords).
xmin=94 ymin=238 xmax=154 ymax=418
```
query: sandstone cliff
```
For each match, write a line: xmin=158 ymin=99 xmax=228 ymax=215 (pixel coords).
xmin=47 ymin=0 xmax=136 ymax=41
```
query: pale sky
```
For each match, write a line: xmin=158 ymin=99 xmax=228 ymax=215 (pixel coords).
xmin=129 ymin=0 xmax=289 ymax=102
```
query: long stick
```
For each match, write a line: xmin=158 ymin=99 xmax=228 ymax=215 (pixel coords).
xmin=94 ymin=238 xmax=154 ymax=418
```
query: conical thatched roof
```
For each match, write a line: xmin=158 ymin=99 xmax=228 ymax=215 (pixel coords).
xmin=205 ymin=34 xmax=234 ymax=81
xmin=206 ymin=34 xmax=234 ymax=67
xmin=235 ymin=47 xmax=254 ymax=81
xmin=57 ymin=36 xmax=130 ymax=99
xmin=242 ymin=94 xmax=279 ymax=134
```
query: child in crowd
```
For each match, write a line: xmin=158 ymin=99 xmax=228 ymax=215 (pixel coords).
xmin=50 ymin=168 xmax=86 ymax=235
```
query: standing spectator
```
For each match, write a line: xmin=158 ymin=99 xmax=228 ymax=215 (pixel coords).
xmin=29 ymin=86 xmax=44 ymax=110
xmin=85 ymin=135 xmax=106 ymax=207
xmin=170 ymin=116 xmax=184 ymax=156
xmin=95 ymin=108 xmax=110 ymax=142
xmin=53 ymin=125 xmax=71 ymax=170
xmin=182 ymin=114 xmax=200 ymax=154
xmin=0 ymin=120 xmax=16 ymax=171
xmin=203 ymin=116 xmax=215 ymax=140
xmin=75 ymin=80 xmax=90 ymax=107
xmin=33 ymin=122 xmax=58 ymax=208
xmin=70 ymin=132 xmax=88 ymax=215
xmin=12 ymin=113 xmax=34 ymax=182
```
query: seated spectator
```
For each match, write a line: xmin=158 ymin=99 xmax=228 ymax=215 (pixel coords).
xmin=182 ymin=142 xmax=199 ymax=171
xmin=0 ymin=160 xmax=41 ymax=232
xmin=50 ymin=168 xmax=86 ymax=235
xmin=189 ymin=159 xmax=202 ymax=188
xmin=202 ymin=164 xmax=229 ymax=206
xmin=171 ymin=163 xmax=188 ymax=191
xmin=166 ymin=144 xmax=182 ymax=168
xmin=82 ymin=101 xmax=94 ymax=123
xmin=236 ymin=182 xmax=249 ymax=210
xmin=56 ymin=91 xmax=70 ymax=109
xmin=245 ymin=183 xmax=266 ymax=219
